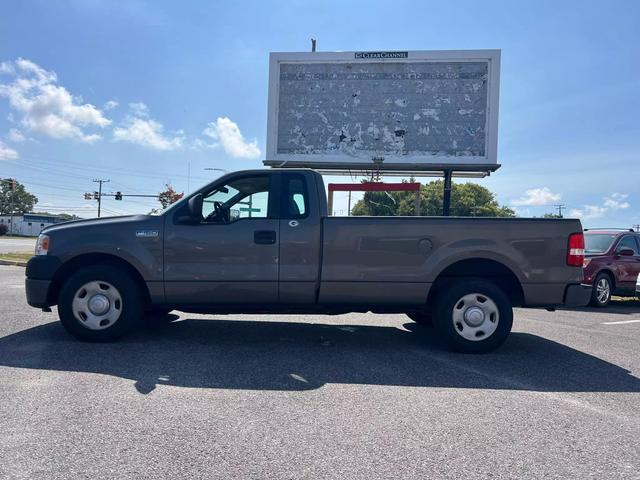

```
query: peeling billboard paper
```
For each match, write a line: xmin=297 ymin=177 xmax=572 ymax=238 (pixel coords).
xmin=266 ymin=50 xmax=500 ymax=172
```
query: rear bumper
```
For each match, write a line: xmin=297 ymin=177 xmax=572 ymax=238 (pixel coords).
xmin=25 ymin=278 xmax=53 ymax=308
xmin=564 ymin=283 xmax=592 ymax=307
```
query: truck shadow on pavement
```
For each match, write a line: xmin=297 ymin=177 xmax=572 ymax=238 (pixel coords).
xmin=1 ymin=318 xmax=639 ymax=395
xmin=560 ymin=299 xmax=640 ymax=316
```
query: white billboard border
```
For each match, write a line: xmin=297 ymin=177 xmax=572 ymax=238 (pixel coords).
xmin=266 ymin=49 xmax=501 ymax=172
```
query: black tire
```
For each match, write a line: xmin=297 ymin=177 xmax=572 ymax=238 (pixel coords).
xmin=407 ymin=311 xmax=433 ymax=326
xmin=589 ymin=273 xmax=612 ymax=307
xmin=58 ymin=264 xmax=144 ymax=341
xmin=432 ymin=280 xmax=513 ymax=354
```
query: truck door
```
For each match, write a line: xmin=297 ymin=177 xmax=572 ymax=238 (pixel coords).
xmin=163 ymin=173 xmax=279 ymax=304
xmin=278 ymin=172 xmax=322 ymax=303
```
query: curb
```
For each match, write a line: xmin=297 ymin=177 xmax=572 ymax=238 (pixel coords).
xmin=0 ymin=259 xmax=27 ymax=267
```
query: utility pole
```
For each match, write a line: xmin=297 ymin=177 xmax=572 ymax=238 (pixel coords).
xmin=554 ymin=204 xmax=566 ymax=218
xmin=93 ymin=179 xmax=110 ymax=218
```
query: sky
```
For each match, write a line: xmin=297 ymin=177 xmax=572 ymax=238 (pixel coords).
xmin=0 ymin=0 xmax=639 ymax=227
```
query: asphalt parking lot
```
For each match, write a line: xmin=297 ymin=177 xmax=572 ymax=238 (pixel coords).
xmin=1 ymin=264 xmax=639 ymax=479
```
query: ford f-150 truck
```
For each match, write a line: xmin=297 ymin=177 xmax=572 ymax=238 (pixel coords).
xmin=25 ymin=169 xmax=591 ymax=353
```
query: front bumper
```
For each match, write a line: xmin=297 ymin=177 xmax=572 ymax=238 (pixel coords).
xmin=25 ymin=278 xmax=53 ymax=308
xmin=25 ymin=256 xmax=62 ymax=308
xmin=564 ymin=283 xmax=592 ymax=307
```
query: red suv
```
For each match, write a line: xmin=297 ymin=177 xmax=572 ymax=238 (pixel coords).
xmin=583 ymin=229 xmax=640 ymax=306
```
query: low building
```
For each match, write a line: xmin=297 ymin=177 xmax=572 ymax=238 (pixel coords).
xmin=0 ymin=213 xmax=68 ymax=236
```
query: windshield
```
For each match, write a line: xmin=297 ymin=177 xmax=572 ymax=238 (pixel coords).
xmin=584 ymin=234 xmax=617 ymax=254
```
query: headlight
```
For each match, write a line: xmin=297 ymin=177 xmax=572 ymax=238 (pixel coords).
xmin=35 ymin=234 xmax=50 ymax=256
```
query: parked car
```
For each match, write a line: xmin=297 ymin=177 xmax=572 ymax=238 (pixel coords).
xmin=636 ymin=272 xmax=640 ymax=300
xmin=25 ymin=169 xmax=590 ymax=353
xmin=583 ymin=229 xmax=640 ymax=306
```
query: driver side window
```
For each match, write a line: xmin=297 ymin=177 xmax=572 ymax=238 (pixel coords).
xmin=202 ymin=175 xmax=270 ymax=223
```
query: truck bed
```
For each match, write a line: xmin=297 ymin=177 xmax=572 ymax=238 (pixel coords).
xmin=318 ymin=216 xmax=584 ymax=306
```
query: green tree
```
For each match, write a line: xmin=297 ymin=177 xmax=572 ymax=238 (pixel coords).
xmin=351 ymin=180 xmax=515 ymax=217
xmin=158 ymin=184 xmax=184 ymax=209
xmin=542 ymin=213 xmax=563 ymax=219
xmin=0 ymin=178 xmax=38 ymax=215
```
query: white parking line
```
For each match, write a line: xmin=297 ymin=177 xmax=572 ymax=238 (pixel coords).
xmin=602 ymin=319 xmax=640 ymax=325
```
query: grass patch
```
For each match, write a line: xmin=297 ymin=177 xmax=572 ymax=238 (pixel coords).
xmin=611 ymin=296 xmax=640 ymax=303
xmin=0 ymin=252 xmax=33 ymax=263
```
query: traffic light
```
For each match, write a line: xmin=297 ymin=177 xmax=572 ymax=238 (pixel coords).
xmin=94 ymin=191 xmax=99 ymax=199
xmin=115 ymin=191 xmax=122 ymax=200
xmin=84 ymin=192 xmax=93 ymax=200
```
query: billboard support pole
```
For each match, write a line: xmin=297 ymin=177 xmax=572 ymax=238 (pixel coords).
xmin=442 ymin=170 xmax=452 ymax=216
xmin=327 ymin=190 xmax=334 ymax=216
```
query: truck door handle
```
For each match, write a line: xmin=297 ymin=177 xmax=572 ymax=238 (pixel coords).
xmin=254 ymin=230 xmax=276 ymax=245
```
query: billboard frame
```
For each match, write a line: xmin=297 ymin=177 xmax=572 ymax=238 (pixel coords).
xmin=265 ymin=49 xmax=501 ymax=175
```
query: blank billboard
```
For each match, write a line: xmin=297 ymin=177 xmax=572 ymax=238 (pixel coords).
xmin=266 ymin=50 xmax=500 ymax=172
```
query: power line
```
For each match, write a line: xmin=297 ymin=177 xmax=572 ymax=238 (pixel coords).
xmin=14 ymin=154 xmax=211 ymax=183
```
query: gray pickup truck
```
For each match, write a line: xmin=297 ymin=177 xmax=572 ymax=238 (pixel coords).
xmin=25 ymin=169 xmax=590 ymax=353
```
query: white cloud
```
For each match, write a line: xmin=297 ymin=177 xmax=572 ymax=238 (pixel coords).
xmin=569 ymin=205 xmax=608 ymax=220
xmin=0 ymin=141 xmax=19 ymax=160
xmin=191 ymin=137 xmax=218 ymax=150
xmin=603 ymin=193 xmax=630 ymax=210
xmin=0 ymin=61 xmax=15 ymax=75
xmin=129 ymin=102 xmax=149 ymax=117
xmin=114 ymin=117 xmax=183 ymax=151
xmin=511 ymin=187 xmax=561 ymax=206
xmin=6 ymin=128 xmax=25 ymax=142
xmin=0 ymin=58 xmax=111 ymax=142
xmin=203 ymin=117 xmax=260 ymax=159
xmin=569 ymin=193 xmax=630 ymax=220
xmin=113 ymin=103 xmax=183 ymax=151
xmin=103 ymin=100 xmax=119 ymax=110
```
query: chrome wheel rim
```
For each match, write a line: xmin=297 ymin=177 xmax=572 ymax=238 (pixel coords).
xmin=451 ymin=293 xmax=499 ymax=342
xmin=596 ymin=278 xmax=610 ymax=304
xmin=71 ymin=281 xmax=122 ymax=330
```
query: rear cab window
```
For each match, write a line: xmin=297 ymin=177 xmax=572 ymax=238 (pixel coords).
xmin=282 ymin=174 xmax=309 ymax=219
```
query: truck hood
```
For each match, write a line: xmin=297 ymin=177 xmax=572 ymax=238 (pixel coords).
xmin=41 ymin=215 xmax=149 ymax=234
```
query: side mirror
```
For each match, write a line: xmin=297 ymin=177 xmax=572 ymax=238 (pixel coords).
xmin=188 ymin=194 xmax=203 ymax=219
xmin=617 ymin=247 xmax=635 ymax=256
xmin=177 ymin=194 xmax=203 ymax=224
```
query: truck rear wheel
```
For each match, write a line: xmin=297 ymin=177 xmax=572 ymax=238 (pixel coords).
xmin=57 ymin=265 xmax=143 ymax=341
xmin=433 ymin=280 xmax=513 ymax=354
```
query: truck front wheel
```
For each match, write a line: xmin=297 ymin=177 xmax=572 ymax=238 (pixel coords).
xmin=433 ymin=280 xmax=513 ymax=354
xmin=57 ymin=265 xmax=144 ymax=341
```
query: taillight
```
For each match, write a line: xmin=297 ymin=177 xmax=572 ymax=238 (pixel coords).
xmin=567 ymin=232 xmax=585 ymax=267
